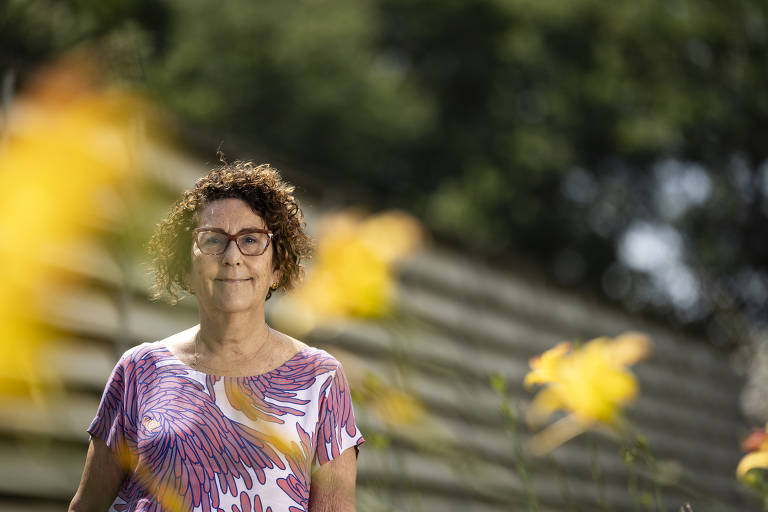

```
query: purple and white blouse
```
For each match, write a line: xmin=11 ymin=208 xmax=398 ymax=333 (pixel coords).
xmin=88 ymin=340 xmax=365 ymax=512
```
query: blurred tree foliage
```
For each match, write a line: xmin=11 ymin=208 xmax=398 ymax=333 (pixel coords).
xmin=3 ymin=0 xmax=767 ymax=345
xmin=0 ymin=0 xmax=168 ymax=80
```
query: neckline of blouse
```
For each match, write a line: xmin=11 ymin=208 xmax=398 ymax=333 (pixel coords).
xmin=158 ymin=344 xmax=314 ymax=378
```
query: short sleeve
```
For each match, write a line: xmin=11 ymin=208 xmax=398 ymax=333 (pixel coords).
xmin=87 ymin=352 xmax=137 ymax=463
xmin=314 ymin=363 xmax=365 ymax=465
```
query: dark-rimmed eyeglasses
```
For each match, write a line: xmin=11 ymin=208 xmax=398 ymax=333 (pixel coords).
xmin=192 ymin=228 xmax=274 ymax=256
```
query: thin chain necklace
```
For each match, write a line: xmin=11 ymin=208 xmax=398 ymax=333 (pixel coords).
xmin=191 ymin=327 xmax=272 ymax=373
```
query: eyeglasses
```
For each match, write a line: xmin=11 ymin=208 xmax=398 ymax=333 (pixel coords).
xmin=193 ymin=227 xmax=274 ymax=256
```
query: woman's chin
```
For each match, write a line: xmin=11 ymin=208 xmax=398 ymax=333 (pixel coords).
xmin=202 ymin=294 xmax=263 ymax=314
xmin=214 ymin=303 xmax=253 ymax=314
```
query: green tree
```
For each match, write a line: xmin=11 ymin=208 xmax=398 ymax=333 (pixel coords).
xmin=5 ymin=0 xmax=768 ymax=344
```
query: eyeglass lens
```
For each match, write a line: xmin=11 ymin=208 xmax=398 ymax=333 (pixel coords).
xmin=196 ymin=231 xmax=270 ymax=255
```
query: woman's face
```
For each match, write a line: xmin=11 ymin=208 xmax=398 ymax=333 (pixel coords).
xmin=187 ymin=198 xmax=280 ymax=315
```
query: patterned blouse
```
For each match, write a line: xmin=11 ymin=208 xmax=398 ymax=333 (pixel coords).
xmin=88 ymin=341 xmax=365 ymax=512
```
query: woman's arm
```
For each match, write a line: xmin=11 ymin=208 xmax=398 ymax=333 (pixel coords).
xmin=68 ymin=436 xmax=126 ymax=512
xmin=308 ymin=446 xmax=358 ymax=512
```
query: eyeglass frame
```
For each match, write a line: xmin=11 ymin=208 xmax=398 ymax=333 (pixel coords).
xmin=192 ymin=227 xmax=274 ymax=256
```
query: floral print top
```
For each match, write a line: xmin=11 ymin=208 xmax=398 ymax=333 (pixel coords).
xmin=88 ymin=341 xmax=364 ymax=512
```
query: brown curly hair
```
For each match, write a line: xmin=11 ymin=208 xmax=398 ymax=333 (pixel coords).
xmin=147 ymin=161 xmax=313 ymax=303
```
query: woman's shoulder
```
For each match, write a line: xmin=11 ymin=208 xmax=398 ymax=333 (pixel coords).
xmin=115 ymin=342 xmax=170 ymax=366
xmin=297 ymin=345 xmax=342 ymax=367
xmin=270 ymin=329 xmax=327 ymax=362
xmin=270 ymin=331 xmax=343 ymax=375
xmin=155 ymin=325 xmax=197 ymax=351
xmin=117 ymin=327 xmax=197 ymax=364
xmin=274 ymin=330 xmax=307 ymax=352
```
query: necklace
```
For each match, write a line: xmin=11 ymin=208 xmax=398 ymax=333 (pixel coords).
xmin=191 ymin=327 xmax=272 ymax=373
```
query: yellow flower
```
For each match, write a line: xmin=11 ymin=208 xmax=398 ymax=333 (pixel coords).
xmin=524 ymin=342 xmax=570 ymax=390
xmin=0 ymin=55 xmax=143 ymax=399
xmin=273 ymin=210 xmax=423 ymax=334
xmin=737 ymin=452 xmax=768 ymax=480
xmin=305 ymin=213 xmax=394 ymax=318
xmin=357 ymin=210 xmax=424 ymax=264
xmin=373 ymin=388 xmax=424 ymax=427
xmin=524 ymin=332 xmax=652 ymax=454
xmin=737 ymin=423 xmax=768 ymax=479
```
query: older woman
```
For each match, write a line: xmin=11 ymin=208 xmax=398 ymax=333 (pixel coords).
xmin=69 ymin=162 xmax=364 ymax=512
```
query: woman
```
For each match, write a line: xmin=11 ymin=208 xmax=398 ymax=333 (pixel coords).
xmin=69 ymin=162 xmax=365 ymax=512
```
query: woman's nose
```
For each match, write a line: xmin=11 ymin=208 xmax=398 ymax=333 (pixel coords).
xmin=221 ymin=239 xmax=242 ymax=265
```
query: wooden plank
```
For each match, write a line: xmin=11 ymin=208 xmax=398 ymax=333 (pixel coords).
xmin=0 ymin=501 xmax=66 ymax=512
xmin=394 ymin=284 xmax=744 ymax=405
xmin=0 ymin=439 xmax=83 ymax=500
xmin=318 ymin=326 xmax=745 ymax=443
xmin=38 ymin=339 xmax=117 ymax=392
xmin=400 ymin=249 xmax=741 ymax=384
xmin=0 ymin=393 xmax=97 ymax=442
xmin=356 ymin=442 xmax=744 ymax=512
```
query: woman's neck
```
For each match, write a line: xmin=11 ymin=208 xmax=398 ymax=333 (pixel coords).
xmin=196 ymin=309 xmax=273 ymax=360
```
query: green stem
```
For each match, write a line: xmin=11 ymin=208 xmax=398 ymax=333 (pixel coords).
xmin=590 ymin=436 xmax=613 ymax=511
xmin=547 ymin=454 xmax=578 ymax=512
xmin=622 ymin=446 xmax=641 ymax=512
xmin=493 ymin=376 xmax=540 ymax=511
xmin=633 ymin=436 xmax=664 ymax=511
xmin=507 ymin=402 xmax=540 ymax=511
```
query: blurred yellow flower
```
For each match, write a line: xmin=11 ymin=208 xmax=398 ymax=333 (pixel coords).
xmin=525 ymin=332 xmax=652 ymax=454
xmin=373 ymin=388 xmax=424 ymax=427
xmin=737 ymin=424 xmax=768 ymax=480
xmin=224 ymin=381 xmax=302 ymax=459
xmin=524 ymin=342 xmax=570 ymax=390
xmin=0 ymin=55 xmax=143 ymax=398
xmin=352 ymin=370 xmax=425 ymax=429
xmin=273 ymin=210 xmax=423 ymax=334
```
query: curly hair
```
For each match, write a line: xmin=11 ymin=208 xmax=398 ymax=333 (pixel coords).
xmin=147 ymin=161 xmax=313 ymax=304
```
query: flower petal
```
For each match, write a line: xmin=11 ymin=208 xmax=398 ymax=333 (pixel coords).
xmin=524 ymin=342 xmax=570 ymax=389
xmin=608 ymin=332 xmax=653 ymax=366
xmin=527 ymin=387 xmax=565 ymax=427
xmin=737 ymin=451 xmax=768 ymax=479
xmin=741 ymin=429 xmax=768 ymax=453
xmin=529 ymin=414 xmax=588 ymax=455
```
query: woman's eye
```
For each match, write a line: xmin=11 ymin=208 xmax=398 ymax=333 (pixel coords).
xmin=202 ymin=237 xmax=222 ymax=247
xmin=241 ymin=236 xmax=258 ymax=245
xmin=198 ymin=233 xmax=226 ymax=250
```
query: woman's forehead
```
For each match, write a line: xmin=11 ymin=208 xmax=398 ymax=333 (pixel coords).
xmin=197 ymin=198 xmax=267 ymax=229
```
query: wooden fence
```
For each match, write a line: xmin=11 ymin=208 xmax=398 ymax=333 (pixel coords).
xmin=0 ymin=151 xmax=757 ymax=511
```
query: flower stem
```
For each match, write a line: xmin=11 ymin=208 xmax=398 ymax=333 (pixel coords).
xmin=547 ymin=453 xmax=578 ymax=512
xmin=492 ymin=375 xmax=540 ymax=511
xmin=633 ymin=435 xmax=664 ymax=511
xmin=590 ymin=435 xmax=613 ymax=511
xmin=622 ymin=445 xmax=641 ymax=512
